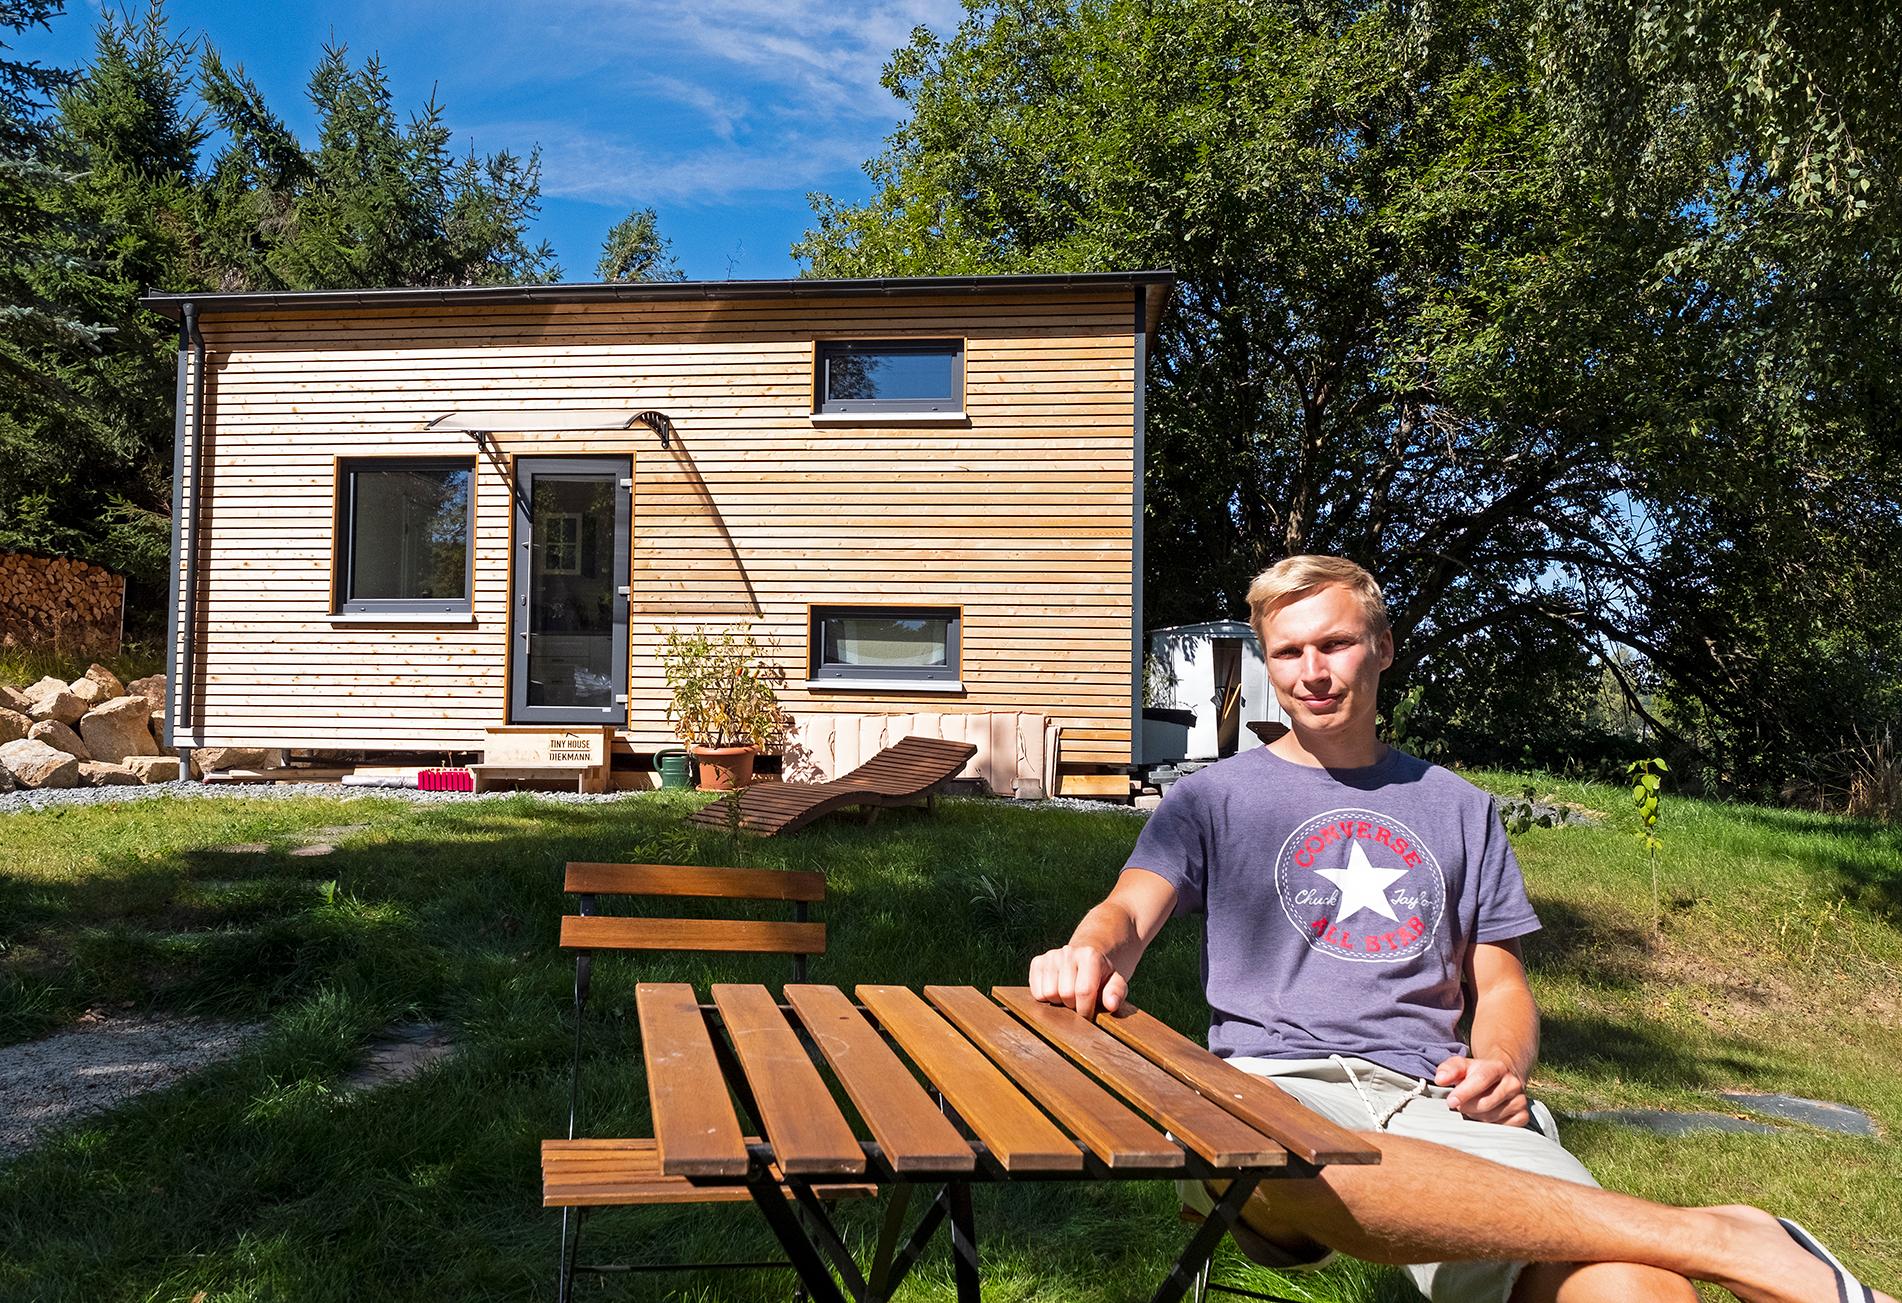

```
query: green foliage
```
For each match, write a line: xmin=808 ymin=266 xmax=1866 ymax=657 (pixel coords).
xmin=597 ymin=205 xmax=685 ymax=283
xmin=659 ymin=626 xmax=786 ymax=749
xmin=1627 ymin=755 xmax=1668 ymax=930
xmin=0 ymin=1 xmax=560 ymax=613
xmin=801 ymin=0 xmax=1902 ymax=798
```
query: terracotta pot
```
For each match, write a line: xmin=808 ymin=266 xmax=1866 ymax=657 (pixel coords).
xmin=689 ymin=744 xmax=756 ymax=792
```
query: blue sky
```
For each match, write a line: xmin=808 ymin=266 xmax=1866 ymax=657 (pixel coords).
xmin=23 ymin=0 xmax=968 ymax=281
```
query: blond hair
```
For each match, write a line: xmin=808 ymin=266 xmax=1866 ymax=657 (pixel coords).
xmin=1246 ymin=555 xmax=1389 ymax=643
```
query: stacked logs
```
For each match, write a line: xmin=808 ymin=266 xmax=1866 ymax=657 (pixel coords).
xmin=0 ymin=553 xmax=125 ymax=654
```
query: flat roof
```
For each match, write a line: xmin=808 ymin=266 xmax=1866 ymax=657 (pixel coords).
xmin=141 ymin=271 xmax=1175 ymax=333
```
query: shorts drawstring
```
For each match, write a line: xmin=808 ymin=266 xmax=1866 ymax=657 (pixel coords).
xmin=1330 ymin=1054 xmax=1427 ymax=1130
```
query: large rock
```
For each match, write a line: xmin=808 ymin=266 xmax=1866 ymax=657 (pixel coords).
xmin=27 ymin=719 xmax=89 ymax=760
xmin=123 ymin=754 xmax=180 ymax=783
xmin=0 ymin=738 xmax=79 ymax=788
xmin=127 ymin=673 xmax=167 ymax=712
xmin=69 ymin=678 xmax=103 ymax=708
xmin=78 ymin=760 xmax=142 ymax=786
xmin=28 ymin=689 xmax=84 ymax=727
xmin=150 ymin=710 xmax=167 ymax=749
xmin=0 ymin=684 xmax=34 ymax=714
xmin=83 ymin=663 xmax=126 ymax=699
xmin=191 ymin=746 xmax=286 ymax=777
xmin=0 ymin=761 xmax=16 ymax=792
xmin=0 ymin=707 xmax=30 ymax=744
xmin=78 ymin=695 xmax=162 ymax=764
xmin=23 ymin=675 xmax=67 ymax=704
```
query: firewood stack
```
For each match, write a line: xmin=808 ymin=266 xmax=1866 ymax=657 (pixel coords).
xmin=0 ymin=553 xmax=125 ymax=654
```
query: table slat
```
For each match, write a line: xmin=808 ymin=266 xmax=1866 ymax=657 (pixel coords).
xmin=991 ymin=987 xmax=1286 ymax=1168
xmin=924 ymin=985 xmax=1182 ymax=1169
xmin=1089 ymin=1003 xmax=1382 ymax=1166
xmin=858 ymin=985 xmax=1082 ymax=1173
xmin=712 ymin=983 xmax=868 ymax=1177
xmin=785 ymin=984 xmax=974 ymax=1173
xmin=636 ymin=982 xmax=749 ymax=1177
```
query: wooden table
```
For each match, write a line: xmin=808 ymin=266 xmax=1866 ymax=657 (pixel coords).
xmin=637 ymin=981 xmax=1380 ymax=1303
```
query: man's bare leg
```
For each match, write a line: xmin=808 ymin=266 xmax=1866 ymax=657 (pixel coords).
xmin=1512 ymin=1260 xmax=1697 ymax=1303
xmin=1222 ymin=1132 xmax=1893 ymax=1303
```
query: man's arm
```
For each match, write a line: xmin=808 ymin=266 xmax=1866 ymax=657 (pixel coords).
xmin=1028 ymin=867 xmax=1178 ymax=1021
xmin=1436 ymin=938 xmax=1539 ymax=1126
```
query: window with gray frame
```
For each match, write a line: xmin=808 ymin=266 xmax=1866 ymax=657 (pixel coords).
xmin=814 ymin=339 xmax=963 ymax=413
xmin=810 ymin=607 xmax=960 ymax=681
xmin=337 ymin=459 xmax=474 ymax=614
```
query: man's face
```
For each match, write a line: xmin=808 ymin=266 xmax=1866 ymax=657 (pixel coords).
xmin=1259 ymin=583 xmax=1394 ymax=741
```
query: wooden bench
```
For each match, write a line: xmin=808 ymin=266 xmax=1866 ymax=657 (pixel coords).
xmin=545 ymin=860 xmax=872 ymax=1301
xmin=689 ymin=735 xmax=979 ymax=837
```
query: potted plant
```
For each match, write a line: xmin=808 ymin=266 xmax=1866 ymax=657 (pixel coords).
xmin=660 ymin=626 xmax=784 ymax=791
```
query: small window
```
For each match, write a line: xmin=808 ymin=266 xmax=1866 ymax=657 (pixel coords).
xmin=815 ymin=339 xmax=963 ymax=414
xmin=337 ymin=459 xmax=474 ymax=614
xmin=810 ymin=606 xmax=960 ymax=681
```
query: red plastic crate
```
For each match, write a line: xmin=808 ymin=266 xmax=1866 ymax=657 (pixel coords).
xmin=418 ymin=767 xmax=474 ymax=792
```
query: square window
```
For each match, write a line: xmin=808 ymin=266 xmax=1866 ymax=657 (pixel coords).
xmin=337 ymin=459 xmax=473 ymax=614
xmin=810 ymin=606 xmax=960 ymax=681
xmin=815 ymin=340 xmax=963 ymax=414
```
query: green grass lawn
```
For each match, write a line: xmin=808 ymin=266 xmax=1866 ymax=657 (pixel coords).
xmin=0 ymin=780 xmax=1896 ymax=1301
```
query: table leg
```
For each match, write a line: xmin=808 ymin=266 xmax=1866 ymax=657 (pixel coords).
xmin=948 ymin=1182 xmax=980 ymax=1303
xmin=747 ymin=1179 xmax=850 ymax=1303
xmin=867 ymin=1185 xmax=913 ymax=1301
xmin=1148 ymin=1175 xmax=1262 ymax=1303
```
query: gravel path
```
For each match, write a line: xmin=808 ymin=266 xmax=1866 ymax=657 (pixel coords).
xmin=0 ymin=781 xmax=1147 ymax=817
xmin=0 ymin=1014 xmax=263 ymax=1161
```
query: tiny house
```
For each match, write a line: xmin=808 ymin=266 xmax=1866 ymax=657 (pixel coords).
xmin=143 ymin=273 xmax=1169 ymax=795
xmin=1142 ymin=619 xmax=1287 ymax=764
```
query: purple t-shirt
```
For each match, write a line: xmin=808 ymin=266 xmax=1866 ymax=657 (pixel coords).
xmin=1126 ymin=746 xmax=1540 ymax=1081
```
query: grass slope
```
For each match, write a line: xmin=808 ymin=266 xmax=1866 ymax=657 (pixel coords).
xmin=0 ymin=780 xmax=1895 ymax=1301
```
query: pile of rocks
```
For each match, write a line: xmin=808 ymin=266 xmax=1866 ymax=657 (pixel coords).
xmin=0 ymin=666 xmax=174 ymax=790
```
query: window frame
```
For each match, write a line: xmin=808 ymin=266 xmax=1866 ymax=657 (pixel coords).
xmin=812 ymin=338 xmax=965 ymax=415
xmin=807 ymin=604 xmax=962 ymax=684
xmin=334 ymin=456 xmax=477 ymax=616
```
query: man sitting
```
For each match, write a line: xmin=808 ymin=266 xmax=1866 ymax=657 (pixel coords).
xmin=1030 ymin=555 xmax=1887 ymax=1303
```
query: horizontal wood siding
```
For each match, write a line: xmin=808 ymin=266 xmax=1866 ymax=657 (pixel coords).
xmin=173 ymin=292 xmax=1135 ymax=763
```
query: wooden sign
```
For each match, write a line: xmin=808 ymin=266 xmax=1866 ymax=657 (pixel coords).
xmin=482 ymin=726 xmax=612 ymax=793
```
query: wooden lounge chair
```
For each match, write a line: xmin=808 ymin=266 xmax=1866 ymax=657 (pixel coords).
xmin=689 ymin=734 xmax=978 ymax=837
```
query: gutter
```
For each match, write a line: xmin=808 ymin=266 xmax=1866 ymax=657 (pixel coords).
xmin=172 ymin=302 xmax=206 ymax=759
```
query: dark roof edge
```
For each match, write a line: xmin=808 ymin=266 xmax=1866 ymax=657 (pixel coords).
xmin=141 ymin=271 xmax=1176 ymax=331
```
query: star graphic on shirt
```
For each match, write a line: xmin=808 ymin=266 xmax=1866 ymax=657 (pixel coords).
xmin=1314 ymin=840 xmax=1407 ymax=924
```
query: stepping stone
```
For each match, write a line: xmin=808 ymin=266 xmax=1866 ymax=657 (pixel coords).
xmin=215 ymin=843 xmax=272 ymax=855
xmin=287 ymin=844 xmax=335 ymax=857
xmin=305 ymin=824 xmax=369 ymax=842
xmin=1717 ymin=1092 xmax=1878 ymax=1137
xmin=1570 ymin=1109 xmax=1781 ymax=1136
xmin=339 ymin=1022 xmax=456 ymax=1094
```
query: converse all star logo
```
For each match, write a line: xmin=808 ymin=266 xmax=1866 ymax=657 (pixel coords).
xmin=1275 ymin=808 xmax=1447 ymax=963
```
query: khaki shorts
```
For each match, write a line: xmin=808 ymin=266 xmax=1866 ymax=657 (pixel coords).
xmin=1178 ymin=1056 xmax=1599 ymax=1303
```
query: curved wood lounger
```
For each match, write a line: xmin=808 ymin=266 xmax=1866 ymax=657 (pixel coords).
xmin=689 ymin=735 xmax=979 ymax=837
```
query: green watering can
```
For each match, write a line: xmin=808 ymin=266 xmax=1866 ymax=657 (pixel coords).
xmin=654 ymin=748 xmax=693 ymax=790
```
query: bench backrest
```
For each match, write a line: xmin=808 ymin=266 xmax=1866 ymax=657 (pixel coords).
xmin=559 ymin=861 xmax=826 ymax=958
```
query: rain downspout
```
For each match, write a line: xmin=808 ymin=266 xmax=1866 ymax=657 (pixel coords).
xmin=174 ymin=302 xmax=206 ymax=752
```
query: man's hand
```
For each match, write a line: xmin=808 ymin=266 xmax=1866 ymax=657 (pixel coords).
xmin=1028 ymin=944 xmax=1128 ymax=1022
xmin=1434 ymin=1055 xmax=1531 ymax=1127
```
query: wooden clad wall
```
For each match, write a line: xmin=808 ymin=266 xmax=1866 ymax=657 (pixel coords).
xmin=169 ymin=290 xmax=1136 ymax=764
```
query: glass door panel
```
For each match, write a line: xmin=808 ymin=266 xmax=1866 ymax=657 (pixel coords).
xmin=510 ymin=457 xmax=629 ymax=723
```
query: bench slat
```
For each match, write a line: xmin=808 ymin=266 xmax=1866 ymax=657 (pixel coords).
xmin=712 ymin=983 xmax=866 ymax=1177
xmin=859 ymin=985 xmax=1082 ymax=1174
xmin=785 ymin=984 xmax=974 ymax=1173
xmin=562 ymin=916 xmax=825 ymax=955
xmin=925 ymin=985 xmax=1181 ymax=1169
xmin=637 ymin=982 xmax=749 ymax=1177
xmin=1090 ymin=1003 xmax=1381 ymax=1166
xmin=991 ymin=987 xmax=1286 ymax=1168
xmin=564 ymin=862 xmax=825 ymax=902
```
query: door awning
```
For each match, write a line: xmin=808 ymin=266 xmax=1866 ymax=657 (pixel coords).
xmin=425 ymin=411 xmax=643 ymax=433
